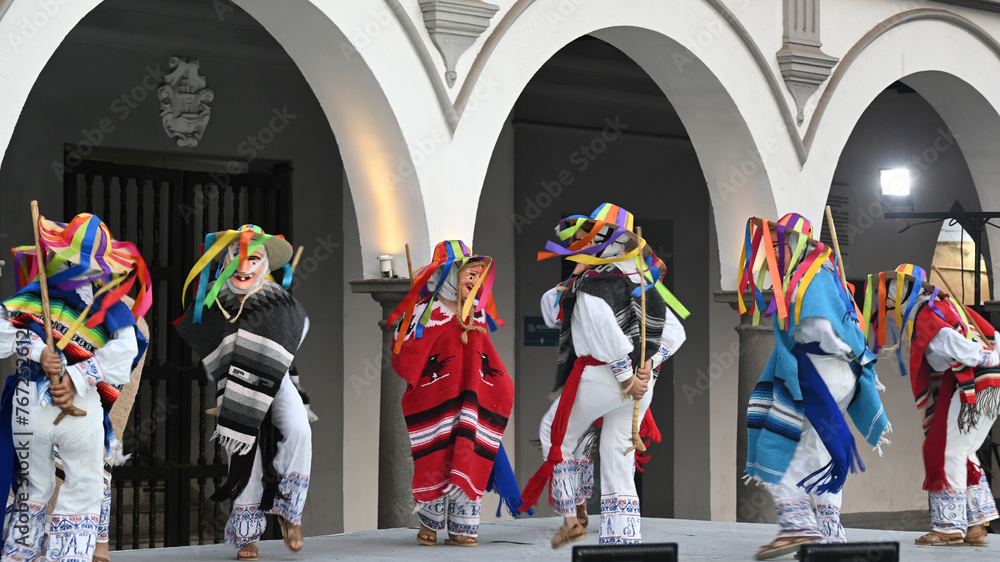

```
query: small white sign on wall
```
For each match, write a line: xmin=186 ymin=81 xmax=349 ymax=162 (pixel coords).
xmin=822 ymin=191 xmax=850 ymax=257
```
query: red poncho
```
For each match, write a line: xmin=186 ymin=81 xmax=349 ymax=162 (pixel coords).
xmin=909 ymin=299 xmax=1000 ymax=491
xmin=392 ymin=301 xmax=514 ymax=503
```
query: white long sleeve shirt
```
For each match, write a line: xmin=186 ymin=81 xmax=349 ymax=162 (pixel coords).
xmin=925 ymin=326 xmax=994 ymax=372
xmin=540 ymin=260 xmax=687 ymax=383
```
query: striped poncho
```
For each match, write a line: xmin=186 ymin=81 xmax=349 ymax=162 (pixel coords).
xmin=746 ymin=267 xmax=889 ymax=490
xmin=392 ymin=300 xmax=514 ymax=503
xmin=3 ymin=286 xmax=147 ymax=406
xmin=903 ymin=297 xmax=1000 ymax=491
xmin=177 ymin=281 xmax=306 ymax=455
xmin=0 ymin=286 xmax=147 ymax=498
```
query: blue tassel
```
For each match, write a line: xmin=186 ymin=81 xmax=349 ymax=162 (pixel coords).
xmin=486 ymin=443 xmax=534 ymax=518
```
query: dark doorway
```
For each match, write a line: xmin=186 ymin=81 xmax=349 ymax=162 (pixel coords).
xmin=64 ymin=153 xmax=291 ymax=547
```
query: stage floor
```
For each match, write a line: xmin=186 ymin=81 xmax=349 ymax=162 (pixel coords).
xmin=112 ymin=517 xmax=994 ymax=561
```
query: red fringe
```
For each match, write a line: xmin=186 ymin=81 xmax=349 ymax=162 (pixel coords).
xmin=520 ymin=356 xmax=603 ymax=512
xmin=640 ymin=409 xmax=661 ymax=443
xmin=968 ymin=459 xmax=983 ymax=487
xmin=518 ymin=460 xmax=554 ymax=512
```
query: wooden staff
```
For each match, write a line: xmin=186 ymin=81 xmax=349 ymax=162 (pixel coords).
xmin=624 ymin=227 xmax=647 ymax=456
xmin=930 ymin=264 xmax=989 ymax=343
xmin=405 ymin=244 xmax=414 ymax=288
xmin=31 ymin=201 xmax=86 ymax=424
xmin=824 ymin=205 xmax=848 ymax=287
xmin=290 ymin=245 xmax=305 ymax=274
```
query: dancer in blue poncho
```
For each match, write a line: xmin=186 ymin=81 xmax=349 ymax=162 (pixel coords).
xmin=737 ymin=214 xmax=890 ymax=560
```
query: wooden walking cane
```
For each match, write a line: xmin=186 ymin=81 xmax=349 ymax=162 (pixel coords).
xmin=290 ymin=245 xmax=305 ymax=274
xmin=624 ymin=227 xmax=647 ymax=456
xmin=30 ymin=201 xmax=86 ymax=424
xmin=824 ymin=206 xmax=848 ymax=287
xmin=405 ymin=244 xmax=414 ymax=288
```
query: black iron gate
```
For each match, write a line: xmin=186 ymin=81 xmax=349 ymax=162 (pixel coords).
xmin=63 ymin=157 xmax=292 ymax=548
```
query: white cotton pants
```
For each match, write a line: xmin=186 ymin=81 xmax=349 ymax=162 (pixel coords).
xmin=928 ymin=389 xmax=999 ymax=536
xmin=540 ymin=363 xmax=652 ymax=544
xmin=3 ymin=387 xmax=104 ymax=562
xmin=224 ymin=374 xmax=312 ymax=549
xmin=416 ymin=489 xmax=481 ymax=537
xmin=764 ymin=354 xmax=857 ymax=543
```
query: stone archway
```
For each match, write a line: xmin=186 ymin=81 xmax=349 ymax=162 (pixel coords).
xmin=804 ymin=12 xmax=1000 ymax=286
xmin=0 ymin=0 xmax=430 ymax=279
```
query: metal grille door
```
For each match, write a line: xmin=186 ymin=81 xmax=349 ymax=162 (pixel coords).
xmin=64 ymin=158 xmax=291 ymax=547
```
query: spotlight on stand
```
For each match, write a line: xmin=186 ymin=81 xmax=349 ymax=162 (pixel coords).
xmin=880 ymin=168 xmax=910 ymax=196
xmin=572 ymin=543 xmax=678 ymax=562
xmin=799 ymin=541 xmax=899 ymax=562
xmin=378 ymin=254 xmax=394 ymax=278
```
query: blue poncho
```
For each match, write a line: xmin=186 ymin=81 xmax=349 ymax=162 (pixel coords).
xmin=746 ymin=267 xmax=889 ymax=493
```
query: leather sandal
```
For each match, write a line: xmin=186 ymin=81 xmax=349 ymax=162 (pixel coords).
xmin=279 ymin=518 xmax=303 ymax=552
xmin=914 ymin=530 xmax=963 ymax=546
xmin=444 ymin=534 xmax=479 ymax=547
xmin=416 ymin=525 xmax=437 ymax=546
xmin=962 ymin=525 xmax=989 ymax=546
xmin=236 ymin=542 xmax=259 ymax=561
xmin=576 ymin=504 xmax=589 ymax=528
xmin=551 ymin=521 xmax=587 ymax=550
xmin=755 ymin=536 xmax=818 ymax=560
xmin=94 ymin=541 xmax=110 ymax=562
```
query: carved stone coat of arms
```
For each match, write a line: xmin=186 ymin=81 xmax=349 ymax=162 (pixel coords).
xmin=158 ymin=57 xmax=214 ymax=147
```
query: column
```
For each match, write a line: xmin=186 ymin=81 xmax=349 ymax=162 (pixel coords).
xmin=350 ymin=278 xmax=414 ymax=529
xmin=715 ymin=291 xmax=777 ymax=523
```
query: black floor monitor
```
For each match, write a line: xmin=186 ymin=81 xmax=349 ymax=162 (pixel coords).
xmin=799 ymin=541 xmax=900 ymax=562
xmin=572 ymin=543 xmax=678 ymax=562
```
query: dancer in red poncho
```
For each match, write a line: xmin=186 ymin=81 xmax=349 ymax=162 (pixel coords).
xmin=866 ymin=264 xmax=1000 ymax=546
xmin=389 ymin=241 xmax=515 ymax=547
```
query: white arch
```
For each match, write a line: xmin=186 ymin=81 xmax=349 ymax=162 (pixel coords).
xmin=428 ymin=0 xmax=800 ymax=288
xmin=0 ymin=0 xmax=433 ymax=278
xmin=803 ymin=12 xmax=1000 ymax=285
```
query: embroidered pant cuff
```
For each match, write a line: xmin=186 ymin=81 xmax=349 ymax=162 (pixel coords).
xmin=930 ymin=489 xmax=968 ymax=536
xmin=967 ymin=479 xmax=999 ymax=527
xmin=599 ymin=494 xmax=641 ymax=544
xmin=446 ymin=492 xmax=481 ymax=538
xmin=815 ymin=504 xmax=846 ymax=542
xmin=774 ymin=498 xmax=822 ymax=538
xmin=225 ymin=504 xmax=266 ymax=548
xmin=575 ymin=458 xmax=594 ymax=505
xmin=266 ymin=472 xmax=310 ymax=526
xmin=416 ymin=497 xmax=446 ymax=531
xmin=47 ymin=513 xmax=101 ymax=562
xmin=2 ymin=501 xmax=47 ymax=561
xmin=551 ymin=460 xmax=580 ymax=516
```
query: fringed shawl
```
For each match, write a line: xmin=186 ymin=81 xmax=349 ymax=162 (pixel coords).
xmin=746 ymin=267 xmax=889 ymax=490
xmin=176 ymin=281 xmax=305 ymax=456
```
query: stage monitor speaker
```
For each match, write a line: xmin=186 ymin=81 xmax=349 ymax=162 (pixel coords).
xmin=572 ymin=543 xmax=678 ymax=562
xmin=799 ymin=541 xmax=899 ymax=562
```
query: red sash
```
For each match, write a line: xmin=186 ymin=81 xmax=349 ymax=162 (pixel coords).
xmin=519 ymin=356 xmax=604 ymax=511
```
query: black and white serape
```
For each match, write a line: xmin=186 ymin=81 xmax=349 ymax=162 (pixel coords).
xmin=552 ymin=263 xmax=666 ymax=392
xmin=176 ymin=280 xmax=306 ymax=499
